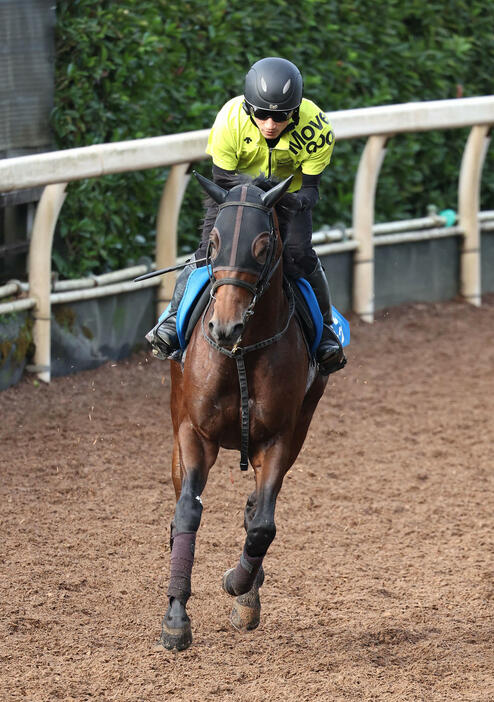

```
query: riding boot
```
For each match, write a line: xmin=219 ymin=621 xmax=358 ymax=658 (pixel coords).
xmin=306 ymin=259 xmax=347 ymax=376
xmin=145 ymin=259 xmax=195 ymax=359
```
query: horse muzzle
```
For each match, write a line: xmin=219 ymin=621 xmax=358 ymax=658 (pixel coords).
xmin=208 ymin=318 xmax=245 ymax=347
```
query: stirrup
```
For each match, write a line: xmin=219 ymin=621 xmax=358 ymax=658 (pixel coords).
xmin=145 ymin=318 xmax=179 ymax=360
xmin=317 ymin=348 xmax=347 ymax=376
xmin=316 ymin=327 xmax=347 ymax=376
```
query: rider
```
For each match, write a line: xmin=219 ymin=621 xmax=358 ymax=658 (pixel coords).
xmin=147 ymin=57 xmax=346 ymax=375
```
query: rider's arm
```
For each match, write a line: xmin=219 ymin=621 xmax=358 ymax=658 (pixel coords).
xmin=294 ymin=99 xmax=334 ymax=211
xmin=212 ymin=164 xmax=237 ymax=189
xmin=212 ymin=166 xmax=321 ymax=213
xmin=206 ymin=98 xmax=242 ymax=172
xmin=296 ymin=173 xmax=321 ymax=211
xmin=279 ymin=173 xmax=321 ymax=213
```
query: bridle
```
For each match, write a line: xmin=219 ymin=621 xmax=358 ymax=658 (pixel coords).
xmin=201 ymin=199 xmax=295 ymax=470
xmin=208 ymin=201 xmax=279 ymax=308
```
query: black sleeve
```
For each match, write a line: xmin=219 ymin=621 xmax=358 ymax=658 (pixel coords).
xmin=212 ymin=165 xmax=321 ymax=211
xmin=296 ymin=173 xmax=321 ymax=210
xmin=212 ymin=164 xmax=237 ymax=189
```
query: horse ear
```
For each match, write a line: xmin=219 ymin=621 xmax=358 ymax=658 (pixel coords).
xmin=193 ymin=171 xmax=228 ymax=204
xmin=261 ymin=176 xmax=294 ymax=209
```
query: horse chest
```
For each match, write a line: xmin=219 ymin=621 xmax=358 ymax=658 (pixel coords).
xmin=186 ymin=367 xmax=299 ymax=447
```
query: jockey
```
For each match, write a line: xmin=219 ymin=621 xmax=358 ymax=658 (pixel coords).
xmin=147 ymin=57 xmax=346 ymax=375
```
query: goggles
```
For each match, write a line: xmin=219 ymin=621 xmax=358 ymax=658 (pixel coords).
xmin=251 ymin=107 xmax=294 ymax=123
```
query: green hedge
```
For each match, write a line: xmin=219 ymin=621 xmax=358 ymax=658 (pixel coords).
xmin=52 ymin=0 xmax=494 ymax=277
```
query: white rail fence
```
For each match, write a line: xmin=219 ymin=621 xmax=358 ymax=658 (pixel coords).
xmin=0 ymin=96 xmax=493 ymax=382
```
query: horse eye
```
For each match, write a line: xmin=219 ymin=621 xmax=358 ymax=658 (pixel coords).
xmin=209 ymin=229 xmax=220 ymax=259
xmin=252 ymin=233 xmax=270 ymax=264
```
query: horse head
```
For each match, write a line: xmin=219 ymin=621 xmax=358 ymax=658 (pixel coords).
xmin=195 ymin=172 xmax=293 ymax=348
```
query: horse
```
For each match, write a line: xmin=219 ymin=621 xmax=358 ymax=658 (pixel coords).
xmin=159 ymin=173 xmax=329 ymax=651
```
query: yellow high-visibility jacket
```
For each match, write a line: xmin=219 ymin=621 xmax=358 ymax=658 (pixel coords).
xmin=206 ymin=95 xmax=335 ymax=192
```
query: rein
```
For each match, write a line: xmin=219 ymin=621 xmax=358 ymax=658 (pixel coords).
xmin=201 ymin=204 xmax=294 ymax=471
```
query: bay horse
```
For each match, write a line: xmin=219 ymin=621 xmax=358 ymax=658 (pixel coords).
xmin=160 ymin=173 xmax=328 ymax=651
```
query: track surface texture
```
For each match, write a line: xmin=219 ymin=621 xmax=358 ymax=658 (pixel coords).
xmin=2 ymin=297 xmax=494 ymax=702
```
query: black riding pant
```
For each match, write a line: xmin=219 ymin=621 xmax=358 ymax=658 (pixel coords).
xmin=196 ymin=206 xmax=318 ymax=279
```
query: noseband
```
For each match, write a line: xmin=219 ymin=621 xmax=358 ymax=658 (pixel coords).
xmin=201 ymin=197 xmax=295 ymax=471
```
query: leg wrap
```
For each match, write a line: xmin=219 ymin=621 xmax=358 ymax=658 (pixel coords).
xmin=167 ymin=531 xmax=196 ymax=605
xmin=229 ymin=547 xmax=264 ymax=596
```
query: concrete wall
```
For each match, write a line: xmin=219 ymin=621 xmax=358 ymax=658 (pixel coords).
xmin=322 ymin=230 xmax=494 ymax=315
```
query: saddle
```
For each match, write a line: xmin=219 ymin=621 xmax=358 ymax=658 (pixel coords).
xmin=175 ymin=266 xmax=349 ymax=355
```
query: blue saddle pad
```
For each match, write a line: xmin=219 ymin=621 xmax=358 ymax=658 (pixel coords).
xmin=175 ymin=267 xmax=210 ymax=349
xmin=168 ymin=267 xmax=350 ymax=352
xmin=294 ymin=278 xmax=323 ymax=354
xmin=294 ymin=279 xmax=350 ymax=352
xmin=331 ymin=305 xmax=351 ymax=348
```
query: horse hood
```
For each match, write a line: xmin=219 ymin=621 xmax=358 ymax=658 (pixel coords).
xmin=211 ymin=184 xmax=273 ymax=276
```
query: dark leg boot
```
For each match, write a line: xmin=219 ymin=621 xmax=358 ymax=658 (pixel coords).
xmin=145 ymin=260 xmax=195 ymax=359
xmin=306 ymin=259 xmax=347 ymax=376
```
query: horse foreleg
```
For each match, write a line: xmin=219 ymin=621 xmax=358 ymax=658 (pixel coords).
xmin=161 ymin=489 xmax=201 ymax=651
xmin=159 ymin=427 xmax=218 ymax=651
xmin=226 ymin=491 xmax=265 ymax=631
xmin=223 ymin=458 xmax=285 ymax=630
xmin=228 ymin=565 xmax=265 ymax=632
xmin=223 ymin=488 xmax=267 ymax=596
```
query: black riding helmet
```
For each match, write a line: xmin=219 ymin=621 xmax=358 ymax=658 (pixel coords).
xmin=243 ymin=57 xmax=303 ymax=118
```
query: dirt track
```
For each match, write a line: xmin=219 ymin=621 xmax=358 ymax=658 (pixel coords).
xmin=1 ymin=297 xmax=494 ymax=701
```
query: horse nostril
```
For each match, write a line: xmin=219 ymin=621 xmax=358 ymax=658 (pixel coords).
xmin=208 ymin=319 xmax=244 ymax=346
xmin=209 ymin=319 xmax=222 ymax=343
xmin=231 ymin=323 xmax=244 ymax=340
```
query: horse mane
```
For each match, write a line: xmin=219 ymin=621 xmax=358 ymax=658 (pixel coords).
xmin=200 ymin=172 xmax=293 ymax=242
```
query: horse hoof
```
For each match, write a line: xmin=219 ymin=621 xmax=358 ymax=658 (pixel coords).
xmin=230 ymin=600 xmax=261 ymax=632
xmin=159 ymin=600 xmax=193 ymax=651
xmin=159 ymin=620 xmax=192 ymax=651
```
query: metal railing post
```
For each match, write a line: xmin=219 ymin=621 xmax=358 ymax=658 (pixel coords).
xmin=458 ymin=125 xmax=491 ymax=307
xmin=352 ymin=135 xmax=388 ymax=323
xmin=155 ymin=163 xmax=191 ymax=316
xmin=27 ymin=183 xmax=67 ymax=383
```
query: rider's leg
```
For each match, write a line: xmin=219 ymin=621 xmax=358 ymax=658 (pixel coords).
xmin=145 ymin=206 xmax=216 ymax=360
xmin=306 ymin=258 xmax=346 ymax=375
xmin=285 ymin=210 xmax=346 ymax=376
xmin=145 ymin=259 xmax=195 ymax=359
